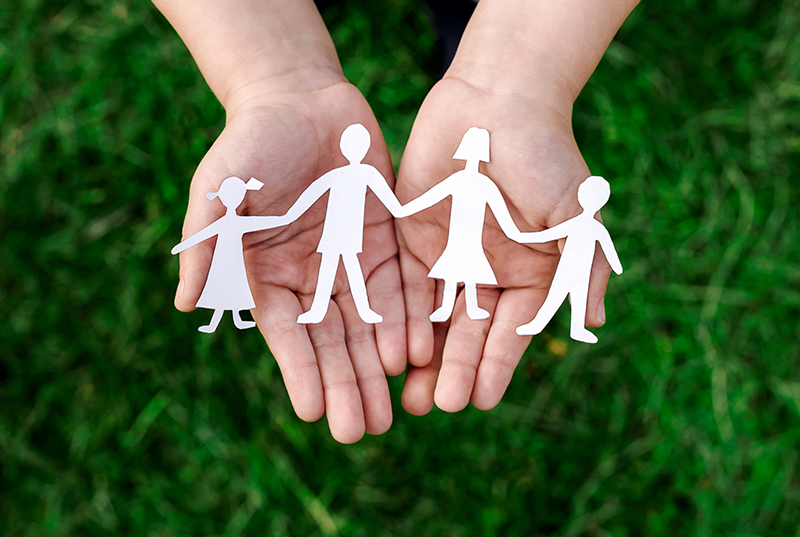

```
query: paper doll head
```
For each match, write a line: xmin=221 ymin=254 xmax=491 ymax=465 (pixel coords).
xmin=577 ymin=176 xmax=610 ymax=213
xmin=206 ymin=176 xmax=264 ymax=209
xmin=340 ymin=124 xmax=371 ymax=165
xmin=453 ymin=127 xmax=490 ymax=163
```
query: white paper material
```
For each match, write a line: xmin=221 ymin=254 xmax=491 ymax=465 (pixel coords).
xmin=515 ymin=176 xmax=623 ymax=343
xmin=397 ymin=127 xmax=524 ymax=322
xmin=281 ymin=124 xmax=405 ymax=324
xmin=171 ymin=176 xmax=283 ymax=333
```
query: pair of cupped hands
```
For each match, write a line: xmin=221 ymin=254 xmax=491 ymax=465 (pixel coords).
xmin=172 ymin=66 xmax=614 ymax=444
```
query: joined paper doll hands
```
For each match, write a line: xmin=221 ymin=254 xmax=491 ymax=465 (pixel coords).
xmin=158 ymin=0 xmax=405 ymax=443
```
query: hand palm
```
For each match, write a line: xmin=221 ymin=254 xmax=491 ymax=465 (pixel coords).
xmin=395 ymin=78 xmax=611 ymax=413
xmin=175 ymin=82 xmax=405 ymax=443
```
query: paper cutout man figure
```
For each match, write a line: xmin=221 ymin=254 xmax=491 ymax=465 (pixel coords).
xmin=281 ymin=123 xmax=405 ymax=324
xmin=171 ymin=177 xmax=284 ymax=333
xmin=399 ymin=127 xmax=524 ymax=322
xmin=516 ymin=176 xmax=623 ymax=343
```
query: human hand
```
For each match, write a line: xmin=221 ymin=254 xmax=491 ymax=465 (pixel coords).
xmin=394 ymin=78 xmax=613 ymax=414
xmin=394 ymin=0 xmax=637 ymax=415
xmin=173 ymin=75 xmax=405 ymax=444
xmin=159 ymin=0 xmax=407 ymax=443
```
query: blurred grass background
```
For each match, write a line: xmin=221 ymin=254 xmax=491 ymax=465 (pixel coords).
xmin=2 ymin=0 xmax=800 ymax=535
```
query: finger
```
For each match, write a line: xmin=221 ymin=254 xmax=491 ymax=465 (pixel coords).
xmin=471 ymin=287 xmax=547 ymax=410
xmin=586 ymin=242 xmax=613 ymax=327
xmin=305 ymin=301 xmax=366 ymax=444
xmin=366 ymin=255 xmax=407 ymax=377
xmin=333 ymin=288 xmax=393 ymax=436
xmin=401 ymin=323 xmax=447 ymax=416
xmin=398 ymin=246 xmax=436 ymax=367
xmin=431 ymin=298 xmax=449 ymax=361
xmin=174 ymin=177 xmax=225 ymax=312
xmin=251 ymin=284 xmax=324 ymax=422
xmin=433 ymin=286 xmax=500 ymax=413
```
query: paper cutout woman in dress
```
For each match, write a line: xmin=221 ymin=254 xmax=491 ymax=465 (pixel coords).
xmin=515 ymin=175 xmax=623 ymax=343
xmin=171 ymin=176 xmax=284 ymax=333
xmin=399 ymin=127 xmax=524 ymax=322
xmin=280 ymin=123 xmax=405 ymax=324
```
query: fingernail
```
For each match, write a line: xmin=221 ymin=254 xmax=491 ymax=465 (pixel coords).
xmin=597 ymin=298 xmax=606 ymax=325
xmin=175 ymin=279 xmax=186 ymax=301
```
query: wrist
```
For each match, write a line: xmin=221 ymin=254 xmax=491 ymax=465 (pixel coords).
xmin=221 ymin=43 xmax=346 ymax=116
xmin=153 ymin=0 xmax=346 ymax=113
xmin=444 ymin=0 xmax=638 ymax=114
xmin=445 ymin=41 xmax=577 ymax=119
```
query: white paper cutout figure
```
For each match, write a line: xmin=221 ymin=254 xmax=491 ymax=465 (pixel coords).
xmin=398 ymin=127 xmax=524 ymax=322
xmin=171 ymin=177 xmax=284 ymax=333
xmin=515 ymin=176 xmax=623 ymax=343
xmin=280 ymin=123 xmax=405 ymax=324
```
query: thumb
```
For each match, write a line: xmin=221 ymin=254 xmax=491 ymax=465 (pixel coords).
xmin=585 ymin=210 xmax=613 ymax=328
xmin=174 ymin=169 xmax=226 ymax=312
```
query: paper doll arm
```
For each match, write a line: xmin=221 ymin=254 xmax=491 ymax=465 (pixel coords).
xmin=597 ymin=226 xmax=623 ymax=274
xmin=396 ymin=178 xmax=453 ymax=218
xmin=281 ymin=172 xmax=336 ymax=223
xmin=517 ymin=221 xmax=571 ymax=244
xmin=171 ymin=221 xmax=220 ymax=255
xmin=485 ymin=182 xmax=526 ymax=242
xmin=242 ymin=215 xmax=289 ymax=233
xmin=366 ymin=169 xmax=405 ymax=218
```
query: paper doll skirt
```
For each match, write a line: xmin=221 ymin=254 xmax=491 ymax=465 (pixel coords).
xmin=195 ymin=272 xmax=256 ymax=311
xmin=427 ymin=251 xmax=498 ymax=285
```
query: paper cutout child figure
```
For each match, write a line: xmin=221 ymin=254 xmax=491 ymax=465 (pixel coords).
xmin=399 ymin=127 xmax=524 ymax=322
xmin=280 ymin=123 xmax=405 ymax=324
xmin=515 ymin=176 xmax=623 ymax=343
xmin=171 ymin=177 xmax=284 ymax=333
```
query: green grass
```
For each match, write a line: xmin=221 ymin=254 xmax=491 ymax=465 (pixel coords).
xmin=2 ymin=0 xmax=800 ymax=535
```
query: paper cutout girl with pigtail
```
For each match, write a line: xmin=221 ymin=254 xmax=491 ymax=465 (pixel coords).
xmin=279 ymin=123 xmax=405 ymax=324
xmin=398 ymin=127 xmax=525 ymax=322
xmin=171 ymin=176 xmax=284 ymax=333
xmin=515 ymin=175 xmax=623 ymax=343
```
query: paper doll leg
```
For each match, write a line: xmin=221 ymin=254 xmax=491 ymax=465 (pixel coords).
xmin=464 ymin=283 xmax=490 ymax=320
xmin=515 ymin=288 xmax=567 ymax=336
xmin=430 ymin=280 xmax=457 ymax=322
xmin=198 ymin=309 xmax=224 ymax=333
xmin=341 ymin=253 xmax=382 ymax=324
xmin=567 ymin=284 xmax=598 ymax=344
xmin=232 ymin=310 xmax=256 ymax=330
xmin=297 ymin=253 xmax=339 ymax=324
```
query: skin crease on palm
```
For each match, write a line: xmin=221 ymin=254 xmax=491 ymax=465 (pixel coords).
xmin=174 ymin=81 xmax=408 ymax=444
xmin=395 ymin=76 xmax=613 ymax=416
